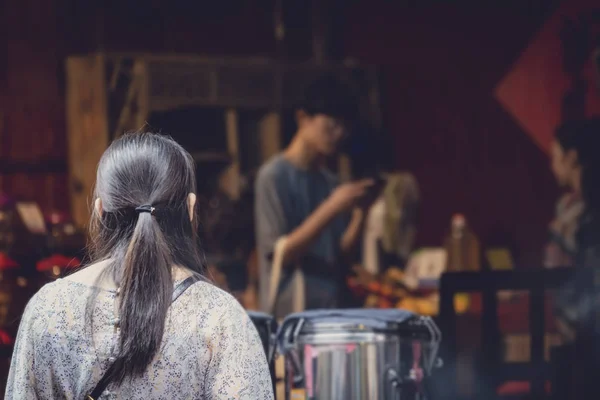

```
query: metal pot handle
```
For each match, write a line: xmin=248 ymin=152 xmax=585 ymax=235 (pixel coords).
xmin=387 ymin=367 xmax=440 ymax=400
xmin=268 ymin=332 xmax=277 ymax=364
xmin=267 ymin=319 xmax=278 ymax=364
xmin=385 ymin=368 xmax=402 ymax=400
xmin=280 ymin=318 xmax=305 ymax=385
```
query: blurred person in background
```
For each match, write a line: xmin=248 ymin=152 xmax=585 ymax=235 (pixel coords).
xmin=550 ymin=118 xmax=600 ymax=396
xmin=545 ymin=119 xmax=589 ymax=267
xmin=255 ymin=75 xmax=374 ymax=318
xmin=6 ymin=133 xmax=272 ymax=399
xmin=563 ymin=118 xmax=600 ymax=268
xmin=199 ymin=170 xmax=259 ymax=308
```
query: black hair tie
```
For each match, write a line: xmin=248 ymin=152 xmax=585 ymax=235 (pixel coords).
xmin=135 ymin=205 xmax=155 ymax=215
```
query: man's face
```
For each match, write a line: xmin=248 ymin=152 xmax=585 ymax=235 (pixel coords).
xmin=550 ymin=140 xmax=578 ymax=188
xmin=298 ymin=112 xmax=348 ymax=156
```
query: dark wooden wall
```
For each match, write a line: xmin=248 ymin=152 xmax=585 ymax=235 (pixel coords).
xmin=344 ymin=0 xmax=600 ymax=264
xmin=0 ymin=0 xmax=282 ymax=215
xmin=344 ymin=1 xmax=562 ymax=263
xmin=0 ymin=0 xmax=69 ymax=213
xmin=2 ymin=0 xmax=597 ymax=266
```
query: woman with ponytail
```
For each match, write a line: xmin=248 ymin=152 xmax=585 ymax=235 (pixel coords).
xmin=5 ymin=133 xmax=273 ymax=399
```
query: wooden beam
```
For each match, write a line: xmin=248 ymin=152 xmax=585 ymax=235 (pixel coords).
xmin=258 ymin=112 xmax=282 ymax=162
xmin=66 ymin=54 xmax=109 ymax=228
xmin=113 ymin=61 xmax=145 ymax=138
xmin=135 ymin=61 xmax=149 ymax=130
xmin=221 ymin=109 xmax=240 ymax=200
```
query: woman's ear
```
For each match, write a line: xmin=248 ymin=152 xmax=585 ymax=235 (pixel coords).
xmin=187 ymin=193 xmax=196 ymax=222
xmin=94 ymin=198 xmax=103 ymax=217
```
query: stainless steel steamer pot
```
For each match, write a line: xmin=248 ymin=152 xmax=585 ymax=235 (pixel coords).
xmin=277 ymin=309 xmax=441 ymax=400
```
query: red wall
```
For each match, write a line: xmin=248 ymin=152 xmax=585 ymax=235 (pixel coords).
xmin=4 ymin=0 xmax=599 ymax=266
xmin=0 ymin=0 xmax=69 ymax=213
xmin=343 ymin=1 xmax=567 ymax=264
xmin=495 ymin=0 xmax=600 ymax=153
xmin=0 ymin=0 xmax=281 ymax=215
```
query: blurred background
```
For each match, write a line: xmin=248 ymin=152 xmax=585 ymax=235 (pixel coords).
xmin=1 ymin=0 xmax=600 ymax=398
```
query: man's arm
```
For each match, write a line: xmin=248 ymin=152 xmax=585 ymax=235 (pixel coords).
xmin=283 ymin=180 xmax=375 ymax=264
xmin=280 ymin=200 xmax=339 ymax=265
xmin=255 ymin=170 xmax=339 ymax=268
xmin=340 ymin=208 xmax=366 ymax=257
xmin=256 ymin=172 xmax=372 ymax=268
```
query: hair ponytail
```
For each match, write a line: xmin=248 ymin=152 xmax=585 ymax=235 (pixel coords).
xmin=110 ymin=209 xmax=173 ymax=383
xmin=88 ymin=132 xmax=206 ymax=386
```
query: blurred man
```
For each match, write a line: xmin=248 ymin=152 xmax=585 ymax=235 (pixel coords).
xmin=255 ymin=75 xmax=373 ymax=318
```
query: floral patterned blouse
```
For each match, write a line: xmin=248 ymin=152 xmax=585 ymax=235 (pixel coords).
xmin=5 ymin=278 xmax=273 ymax=399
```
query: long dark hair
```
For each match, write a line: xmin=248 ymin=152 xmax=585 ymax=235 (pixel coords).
xmin=556 ymin=118 xmax=600 ymax=216
xmin=88 ymin=132 xmax=205 ymax=384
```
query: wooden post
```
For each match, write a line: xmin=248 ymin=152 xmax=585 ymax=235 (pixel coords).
xmin=222 ymin=109 xmax=240 ymax=200
xmin=114 ymin=60 xmax=149 ymax=137
xmin=65 ymin=54 xmax=109 ymax=228
xmin=258 ymin=112 xmax=282 ymax=162
xmin=134 ymin=61 xmax=150 ymax=130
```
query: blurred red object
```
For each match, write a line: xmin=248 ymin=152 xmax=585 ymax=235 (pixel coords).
xmin=0 ymin=329 xmax=13 ymax=345
xmin=45 ymin=210 xmax=70 ymax=226
xmin=496 ymin=381 xmax=551 ymax=396
xmin=0 ymin=193 xmax=14 ymax=210
xmin=36 ymin=254 xmax=80 ymax=272
xmin=347 ymin=277 xmax=367 ymax=297
xmin=0 ymin=253 xmax=18 ymax=270
xmin=377 ymin=298 xmax=393 ymax=308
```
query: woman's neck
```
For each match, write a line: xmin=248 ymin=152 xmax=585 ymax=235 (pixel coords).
xmin=64 ymin=260 xmax=192 ymax=290
xmin=283 ymin=136 xmax=324 ymax=170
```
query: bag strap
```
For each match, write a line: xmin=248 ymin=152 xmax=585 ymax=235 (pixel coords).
xmin=86 ymin=364 xmax=115 ymax=400
xmin=171 ymin=276 xmax=200 ymax=303
xmin=86 ymin=276 xmax=199 ymax=400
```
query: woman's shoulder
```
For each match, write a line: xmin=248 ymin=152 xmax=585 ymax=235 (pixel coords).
xmin=185 ymin=281 xmax=250 ymax=325
xmin=29 ymin=279 xmax=73 ymax=303
xmin=187 ymin=280 xmax=244 ymax=310
xmin=18 ymin=279 xmax=77 ymax=328
xmin=34 ymin=278 xmax=93 ymax=303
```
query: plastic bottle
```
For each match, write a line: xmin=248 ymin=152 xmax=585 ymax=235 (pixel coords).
xmin=445 ymin=214 xmax=481 ymax=272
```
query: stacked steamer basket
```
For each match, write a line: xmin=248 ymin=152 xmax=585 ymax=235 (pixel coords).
xmin=277 ymin=309 xmax=441 ymax=400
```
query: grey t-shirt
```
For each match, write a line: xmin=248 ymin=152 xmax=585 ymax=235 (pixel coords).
xmin=254 ymin=155 xmax=348 ymax=317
